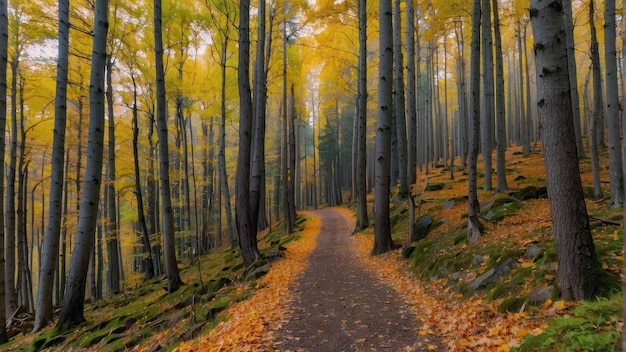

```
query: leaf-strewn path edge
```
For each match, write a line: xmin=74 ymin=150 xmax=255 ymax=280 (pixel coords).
xmin=176 ymin=212 xmax=321 ymax=351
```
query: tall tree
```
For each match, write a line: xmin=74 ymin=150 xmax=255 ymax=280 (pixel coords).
xmin=481 ymin=0 xmax=493 ymax=191
xmin=621 ymin=0 xmax=626 ymax=348
xmin=236 ymin=0 xmax=261 ymax=268
xmin=0 ymin=0 xmax=8 ymax=342
xmin=492 ymin=0 xmax=507 ymax=192
xmin=373 ymin=0 xmax=394 ymax=255
xmin=530 ymin=0 xmax=605 ymax=301
xmin=393 ymin=0 xmax=408 ymax=197
xmin=250 ymin=0 xmax=267 ymax=233
xmin=105 ymin=56 xmax=120 ymax=295
xmin=406 ymin=0 xmax=416 ymax=185
xmin=589 ymin=0 xmax=604 ymax=200
xmin=354 ymin=0 xmax=368 ymax=232
xmin=56 ymin=0 xmax=109 ymax=328
xmin=604 ymin=0 xmax=623 ymax=208
xmin=467 ymin=0 xmax=482 ymax=243
xmin=562 ymin=0 xmax=584 ymax=157
xmin=154 ymin=0 xmax=183 ymax=293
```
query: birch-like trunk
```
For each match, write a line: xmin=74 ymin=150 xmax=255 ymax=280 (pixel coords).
xmin=57 ymin=0 xmax=109 ymax=328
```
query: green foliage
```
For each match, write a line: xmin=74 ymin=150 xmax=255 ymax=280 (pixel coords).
xmin=515 ymin=295 xmax=622 ymax=352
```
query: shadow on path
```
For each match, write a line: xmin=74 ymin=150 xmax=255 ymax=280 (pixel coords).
xmin=274 ymin=208 xmax=440 ymax=351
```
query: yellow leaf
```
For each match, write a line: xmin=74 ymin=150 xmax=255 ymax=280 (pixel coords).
xmin=542 ymin=299 xmax=553 ymax=308
xmin=520 ymin=262 xmax=535 ymax=269
xmin=427 ymin=344 xmax=437 ymax=350
xmin=553 ymin=300 xmax=567 ymax=311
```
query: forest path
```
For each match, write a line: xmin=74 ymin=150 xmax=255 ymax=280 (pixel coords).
xmin=274 ymin=208 xmax=440 ymax=351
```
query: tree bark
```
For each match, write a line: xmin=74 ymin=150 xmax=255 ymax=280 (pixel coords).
xmin=604 ymin=0 xmax=624 ymax=208
xmin=355 ymin=0 xmax=369 ymax=232
xmin=492 ymin=0 xmax=508 ymax=192
xmin=563 ymin=0 xmax=584 ymax=158
xmin=153 ymin=0 xmax=182 ymax=294
xmin=105 ymin=56 xmax=120 ymax=295
xmin=467 ymin=0 xmax=482 ymax=244
xmin=589 ymin=0 xmax=604 ymax=200
xmin=481 ymin=0 xmax=493 ymax=191
xmin=56 ymin=0 xmax=109 ymax=328
xmin=373 ymin=0 xmax=394 ymax=255
xmin=530 ymin=0 xmax=604 ymax=301
xmin=393 ymin=0 xmax=408 ymax=197
xmin=236 ymin=0 xmax=261 ymax=269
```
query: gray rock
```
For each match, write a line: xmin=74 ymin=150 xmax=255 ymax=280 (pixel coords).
xmin=472 ymin=255 xmax=484 ymax=266
xmin=436 ymin=266 xmax=449 ymax=279
xmin=485 ymin=210 xmax=496 ymax=220
xmin=528 ymin=285 xmax=554 ymax=304
xmin=469 ymin=257 xmax=516 ymax=291
xmin=546 ymin=262 xmax=558 ymax=271
xmin=526 ymin=245 xmax=542 ymax=259
xmin=442 ymin=199 xmax=456 ymax=209
xmin=414 ymin=214 xmax=433 ymax=241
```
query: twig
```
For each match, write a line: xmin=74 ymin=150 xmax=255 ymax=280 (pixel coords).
xmin=589 ymin=216 xmax=621 ymax=226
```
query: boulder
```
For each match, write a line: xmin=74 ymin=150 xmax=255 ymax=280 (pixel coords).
xmin=425 ymin=183 xmax=444 ymax=191
xmin=528 ymin=285 xmax=554 ymax=304
xmin=442 ymin=199 xmax=456 ymax=209
xmin=468 ymin=257 xmax=516 ymax=292
xmin=402 ymin=246 xmax=416 ymax=259
xmin=526 ymin=245 xmax=542 ymax=259
xmin=414 ymin=214 xmax=433 ymax=241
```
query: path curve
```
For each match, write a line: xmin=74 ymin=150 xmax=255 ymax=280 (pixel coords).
xmin=274 ymin=208 xmax=437 ymax=351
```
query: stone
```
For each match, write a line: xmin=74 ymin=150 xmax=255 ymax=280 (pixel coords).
xmin=485 ymin=210 xmax=496 ymax=221
xmin=526 ymin=245 xmax=542 ymax=259
xmin=528 ymin=285 xmax=554 ymax=304
xmin=246 ymin=263 xmax=271 ymax=280
xmin=472 ymin=255 xmax=484 ymax=266
xmin=425 ymin=183 xmax=444 ymax=191
xmin=414 ymin=214 xmax=433 ymax=241
xmin=468 ymin=257 xmax=516 ymax=291
xmin=442 ymin=199 xmax=456 ymax=209
xmin=436 ymin=266 xmax=449 ymax=279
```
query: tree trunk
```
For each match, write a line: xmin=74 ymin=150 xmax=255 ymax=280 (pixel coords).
xmin=153 ymin=0 xmax=182 ymax=294
xmin=288 ymin=85 xmax=298 ymax=221
xmin=56 ymin=0 xmax=109 ymax=328
xmin=530 ymin=0 xmax=604 ymax=301
xmin=373 ymin=0 xmax=394 ymax=255
xmin=236 ymin=0 xmax=261 ymax=269
xmin=481 ymin=0 xmax=493 ymax=191
xmin=589 ymin=0 xmax=605 ymax=150
xmin=621 ymin=0 xmax=626 ymax=347
xmin=393 ymin=0 xmax=408 ymax=197
xmin=282 ymin=22 xmax=294 ymax=234
xmin=604 ymin=0 xmax=624 ymax=208
xmin=0 ymin=0 xmax=7 ymax=340
xmin=563 ymin=0 xmax=585 ymax=158
xmin=131 ymin=75 xmax=154 ymax=279
xmin=5 ymin=29 xmax=18 ymax=318
xmin=105 ymin=57 xmax=120 ymax=295
xmin=355 ymin=0 xmax=369 ymax=232
xmin=250 ymin=0 xmax=267 ymax=234
xmin=492 ymin=0 xmax=508 ymax=192
xmin=467 ymin=0 xmax=482 ymax=244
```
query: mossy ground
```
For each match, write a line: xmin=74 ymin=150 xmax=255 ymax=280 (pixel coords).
xmin=7 ymin=220 xmax=304 ymax=352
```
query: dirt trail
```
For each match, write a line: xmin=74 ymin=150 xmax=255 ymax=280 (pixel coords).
xmin=274 ymin=208 xmax=440 ymax=351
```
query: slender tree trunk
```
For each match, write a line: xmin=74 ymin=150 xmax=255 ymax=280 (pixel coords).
xmin=590 ymin=0 xmax=604 ymax=199
xmin=236 ymin=0 xmax=261 ymax=269
xmin=604 ymin=0 xmax=624 ymax=208
xmin=621 ymin=0 xmax=626 ymax=347
xmin=5 ymin=34 xmax=18 ymax=318
xmin=530 ymin=0 xmax=605 ymax=301
xmin=355 ymin=0 xmax=369 ymax=232
xmin=105 ymin=57 xmax=120 ymax=295
xmin=563 ymin=0 xmax=585 ymax=158
xmin=481 ymin=0 xmax=493 ymax=191
xmin=131 ymin=75 xmax=154 ymax=279
xmin=0 ymin=0 xmax=7 ymax=340
xmin=250 ymin=0 xmax=267 ymax=234
xmin=153 ymin=0 xmax=182 ymax=294
xmin=56 ymin=0 xmax=109 ymax=328
xmin=492 ymin=0 xmax=508 ymax=192
xmin=288 ymin=85 xmax=298 ymax=221
xmin=373 ymin=0 xmax=394 ymax=255
xmin=467 ymin=0 xmax=482 ymax=243
xmin=517 ymin=21 xmax=530 ymax=154
xmin=393 ymin=0 xmax=408 ymax=197
xmin=282 ymin=22 xmax=294 ymax=234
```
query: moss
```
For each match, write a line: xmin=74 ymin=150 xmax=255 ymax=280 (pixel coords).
xmin=410 ymin=239 xmax=434 ymax=268
xmin=498 ymin=297 xmax=527 ymax=313
xmin=453 ymin=230 xmax=468 ymax=245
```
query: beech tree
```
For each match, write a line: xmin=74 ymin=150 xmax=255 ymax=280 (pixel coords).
xmin=154 ymin=0 xmax=183 ymax=293
xmin=57 ymin=0 xmax=109 ymax=328
xmin=530 ymin=0 xmax=605 ymax=301
xmin=236 ymin=0 xmax=261 ymax=268
xmin=373 ymin=0 xmax=393 ymax=255
xmin=467 ymin=0 xmax=482 ymax=243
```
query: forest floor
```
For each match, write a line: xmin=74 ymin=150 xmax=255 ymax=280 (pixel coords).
xmin=4 ymin=144 xmax=624 ymax=351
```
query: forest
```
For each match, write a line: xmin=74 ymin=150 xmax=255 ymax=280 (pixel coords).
xmin=0 ymin=0 xmax=625 ymax=350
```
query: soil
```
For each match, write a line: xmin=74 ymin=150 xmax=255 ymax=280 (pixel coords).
xmin=274 ymin=208 xmax=441 ymax=351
